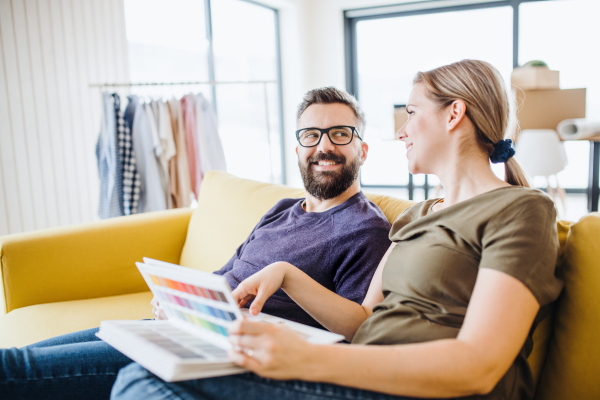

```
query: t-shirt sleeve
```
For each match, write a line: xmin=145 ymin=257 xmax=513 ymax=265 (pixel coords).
xmin=480 ymin=193 xmax=563 ymax=306
xmin=331 ymin=224 xmax=392 ymax=304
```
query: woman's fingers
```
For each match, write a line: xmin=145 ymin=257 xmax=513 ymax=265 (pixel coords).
xmin=248 ymin=287 xmax=269 ymax=316
xmin=157 ymin=308 xmax=168 ymax=320
xmin=228 ymin=319 xmax=271 ymax=336
xmin=237 ymin=294 xmax=255 ymax=309
xmin=232 ymin=283 xmax=255 ymax=302
xmin=229 ymin=330 xmax=267 ymax=349
xmin=151 ymin=296 xmax=159 ymax=308
xmin=228 ymin=348 xmax=264 ymax=370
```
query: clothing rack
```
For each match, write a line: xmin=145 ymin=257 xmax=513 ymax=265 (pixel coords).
xmin=88 ymin=80 xmax=277 ymax=88
xmin=91 ymin=80 xmax=278 ymax=183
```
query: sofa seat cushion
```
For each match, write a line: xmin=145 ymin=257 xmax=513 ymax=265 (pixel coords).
xmin=0 ymin=291 xmax=153 ymax=348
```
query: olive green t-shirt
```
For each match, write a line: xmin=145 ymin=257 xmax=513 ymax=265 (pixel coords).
xmin=352 ymin=186 xmax=563 ymax=400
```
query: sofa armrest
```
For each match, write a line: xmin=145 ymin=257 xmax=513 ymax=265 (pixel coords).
xmin=0 ymin=208 xmax=194 ymax=314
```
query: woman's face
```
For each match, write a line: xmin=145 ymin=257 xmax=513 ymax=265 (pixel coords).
xmin=396 ymin=83 xmax=448 ymax=175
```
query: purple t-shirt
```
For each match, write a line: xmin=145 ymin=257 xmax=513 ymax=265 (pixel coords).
xmin=214 ymin=192 xmax=391 ymax=328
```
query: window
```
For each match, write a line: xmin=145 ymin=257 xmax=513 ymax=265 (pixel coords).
xmin=346 ymin=0 xmax=600 ymax=216
xmin=124 ymin=0 xmax=211 ymax=98
xmin=123 ymin=0 xmax=284 ymax=184
xmin=519 ymin=0 xmax=600 ymax=191
xmin=211 ymin=0 xmax=283 ymax=184
xmin=354 ymin=5 xmax=513 ymax=200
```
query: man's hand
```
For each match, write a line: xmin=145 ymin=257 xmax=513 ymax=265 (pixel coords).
xmin=231 ymin=262 xmax=290 ymax=315
xmin=151 ymin=296 xmax=168 ymax=320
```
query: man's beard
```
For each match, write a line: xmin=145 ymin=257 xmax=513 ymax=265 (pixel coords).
xmin=299 ymin=152 xmax=361 ymax=201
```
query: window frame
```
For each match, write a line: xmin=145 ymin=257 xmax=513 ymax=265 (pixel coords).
xmin=342 ymin=0 xmax=596 ymax=199
xmin=204 ymin=0 xmax=287 ymax=184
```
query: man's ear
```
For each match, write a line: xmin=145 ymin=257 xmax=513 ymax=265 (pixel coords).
xmin=295 ymin=146 xmax=298 ymax=155
xmin=359 ymin=141 xmax=369 ymax=165
xmin=447 ymin=99 xmax=467 ymax=131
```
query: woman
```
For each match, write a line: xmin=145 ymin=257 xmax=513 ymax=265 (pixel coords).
xmin=111 ymin=59 xmax=563 ymax=400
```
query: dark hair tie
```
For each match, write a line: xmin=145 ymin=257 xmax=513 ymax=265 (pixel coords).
xmin=490 ymin=139 xmax=515 ymax=164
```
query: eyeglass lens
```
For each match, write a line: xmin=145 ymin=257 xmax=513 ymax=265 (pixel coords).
xmin=298 ymin=127 xmax=354 ymax=146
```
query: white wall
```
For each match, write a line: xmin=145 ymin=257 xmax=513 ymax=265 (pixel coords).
xmin=0 ymin=0 xmax=421 ymax=235
xmin=0 ymin=0 xmax=129 ymax=235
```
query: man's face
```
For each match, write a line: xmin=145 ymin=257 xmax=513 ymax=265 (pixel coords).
xmin=296 ymin=103 xmax=368 ymax=200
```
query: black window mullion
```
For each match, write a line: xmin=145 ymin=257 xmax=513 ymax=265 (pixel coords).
xmin=512 ymin=0 xmax=520 ymax=68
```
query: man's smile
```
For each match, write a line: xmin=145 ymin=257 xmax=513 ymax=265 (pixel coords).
xmin=312 ymin=160 xmax=342 ymax=171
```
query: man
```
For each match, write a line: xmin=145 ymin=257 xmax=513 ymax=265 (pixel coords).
xmin=157 ymin=86 xmax=391 ymax=328
xmin=1 ymin=87 xmax=391 ymax=400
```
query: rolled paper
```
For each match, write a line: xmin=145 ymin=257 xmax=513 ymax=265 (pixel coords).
xmin=557 ymin=119 xmax=600 ymax=141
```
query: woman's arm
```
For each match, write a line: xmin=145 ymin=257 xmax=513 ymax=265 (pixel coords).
xmin=229 ymin=267 xmax=539 ymax=398
xmin=232 ymin=243 xmax=395 ymax=340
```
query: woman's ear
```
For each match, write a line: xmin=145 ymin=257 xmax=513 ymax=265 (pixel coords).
xmin=447 ymin=99 xmax=467 ymax=131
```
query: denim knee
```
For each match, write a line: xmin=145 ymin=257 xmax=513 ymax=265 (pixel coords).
xmin=111 ymin=363 xmax=192 ymax=400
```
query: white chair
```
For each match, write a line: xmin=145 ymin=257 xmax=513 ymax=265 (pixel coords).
xmin=515 ymin=129 xmax=568 ymax=212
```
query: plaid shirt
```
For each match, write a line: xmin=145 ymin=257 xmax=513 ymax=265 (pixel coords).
xmin=96 ymin=93 xmax=123 ymax=218
xmin=114 ymin=94 xmax=141 ymax=215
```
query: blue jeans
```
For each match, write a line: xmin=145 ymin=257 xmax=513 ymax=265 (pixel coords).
xmin=111 ymin=363 xmax=449 ymax=400
xmin=0 ymin=327 xmax=132 ymax=400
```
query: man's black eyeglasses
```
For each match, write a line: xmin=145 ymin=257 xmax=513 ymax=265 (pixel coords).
xmin=295 ymin=126 xmax=363 ymax=148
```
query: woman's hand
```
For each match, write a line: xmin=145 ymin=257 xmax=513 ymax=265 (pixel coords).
xmin=228 ymin=318 xmax=316 ymax=380
xmin=231 ymin=261 xmax=290 ymax=315
xmin=150 ymin=296 xmax=168 ymax=320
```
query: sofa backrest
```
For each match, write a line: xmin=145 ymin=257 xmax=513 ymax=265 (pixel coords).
xmin=179 ymin=171 xmax=415 ymax=271
xmin=180 ymin=171 xmax=304 ymax=271
xmin=529 ymin=220 xmax=571 ymax=390
xmin=535 ymin=213 xmax=600 ymax=400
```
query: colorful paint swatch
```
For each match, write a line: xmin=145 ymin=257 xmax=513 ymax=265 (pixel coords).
xmin=168 ymin=308 xmax=229 ymax=337
xmin=162 ymin=293 xmax=233 ymax=323
xmin=148 ymin=274 xmax=228 ymax=304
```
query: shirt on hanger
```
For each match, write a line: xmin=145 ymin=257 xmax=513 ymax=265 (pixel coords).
xmin=167 ymin=98 xmax=193 ymax=208
xmin=131 ymin=97 xmax=167 ymax=213
xmin=96 ymin=92 xmax=124 ymax=219
xmin=197 ymin=94 xmax=227 ymax=172
xmin=115 ymin=93 xmax=140 ymax=215
xmin=156 ymin=100 xmax=177 ymax=209
xmin=181 ymin=94 xmax=202 ymax=199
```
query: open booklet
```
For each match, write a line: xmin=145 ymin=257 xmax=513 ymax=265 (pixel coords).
xmin=96 ymin=258 xmax=344 ymax=382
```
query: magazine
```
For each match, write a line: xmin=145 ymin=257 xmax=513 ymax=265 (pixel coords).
xmin=96 ymin=258 xmax=344 ymax=382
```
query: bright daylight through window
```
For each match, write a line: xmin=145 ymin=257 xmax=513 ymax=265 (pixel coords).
xmin=350 ymin=0 xmax=600 ymax=220
xmin=356 ymin=6 xmax=513 ymax=195
xmin=123 ymin=0 xmax=283 ymax=185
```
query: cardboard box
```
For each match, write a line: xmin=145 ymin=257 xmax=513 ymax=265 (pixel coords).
xmin=514 ymin=88 xmax=586 ymax=131
xmin=511 ymin=67 xmax=560 ymax=90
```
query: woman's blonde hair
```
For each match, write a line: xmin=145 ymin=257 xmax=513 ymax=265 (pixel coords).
xmin=413 ymin=59 xmax=530 ymax=187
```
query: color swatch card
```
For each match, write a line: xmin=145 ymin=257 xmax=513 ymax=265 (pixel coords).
xmin=96 ymin=258 xmax=344 ymax=382
xmin=138 ymin=258 xmax=243 ymax=350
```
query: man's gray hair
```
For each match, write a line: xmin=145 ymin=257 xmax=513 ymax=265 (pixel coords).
xmin=296 ymin=87 xmax=366 ymax=135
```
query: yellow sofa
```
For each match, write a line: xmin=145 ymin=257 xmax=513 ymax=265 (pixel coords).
xmin=1 ymin=171 xmax=598 ymax=399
